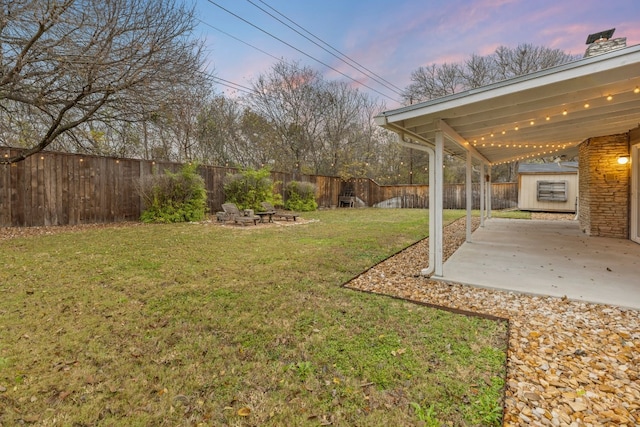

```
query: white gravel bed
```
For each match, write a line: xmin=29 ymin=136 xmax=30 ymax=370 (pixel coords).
xmin=346 ymin=218 xmax=639 ymax=427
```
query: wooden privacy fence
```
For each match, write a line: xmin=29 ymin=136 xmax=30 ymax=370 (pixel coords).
xmin=349 ymin=179 xmax=517 ymax=210
xmin=0 ymin=148 xmax=517 ymax=227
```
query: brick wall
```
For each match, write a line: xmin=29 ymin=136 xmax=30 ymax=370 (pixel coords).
xmin=578 ymin=133 xmax=630 ymax=238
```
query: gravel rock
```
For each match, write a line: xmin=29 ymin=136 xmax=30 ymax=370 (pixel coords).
xmin=346 ymin=217 xmax=640 ymax=427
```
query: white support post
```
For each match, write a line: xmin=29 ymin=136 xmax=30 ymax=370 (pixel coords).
xmin=433 ymin=130 xmax=444 ymax=277
xmin=479 ymin=162 xmax=485 ymax=227
xmin=420 ymin=145 xmax=436 ymax=277
xmin=487 ymin=167 xmax=492 ymax=218
xmin=397 ymin=136 xmax=436 ymax=277
xmin=466 ymin=150 xmax=472 ymax=242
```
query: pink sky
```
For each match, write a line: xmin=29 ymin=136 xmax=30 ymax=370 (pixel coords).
xmin=197 ymin=0 xmax=640 ymax=108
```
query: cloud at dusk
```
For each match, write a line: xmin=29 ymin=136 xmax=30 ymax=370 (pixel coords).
xmin=197 ymin=0 xmax=639 ymax=107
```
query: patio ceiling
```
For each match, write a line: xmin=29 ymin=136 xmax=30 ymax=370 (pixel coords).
xmin=375 ymin=44 xmax=640 ymax=165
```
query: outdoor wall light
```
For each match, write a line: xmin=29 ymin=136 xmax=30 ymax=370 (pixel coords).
xmin=617 ymin=156 xmax=629 ymax=165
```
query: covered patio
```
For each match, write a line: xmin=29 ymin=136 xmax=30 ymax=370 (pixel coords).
xmin=442 ymin=218 xmax=640 ymax=309
xmin=375 ymin=41 xmax=640 ymax=279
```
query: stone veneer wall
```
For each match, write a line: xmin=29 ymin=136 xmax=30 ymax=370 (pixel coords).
xmin=578 ymin=133 xmax=630 ymax=238
xmin=583 ymin=37 xmax=627 ymax=58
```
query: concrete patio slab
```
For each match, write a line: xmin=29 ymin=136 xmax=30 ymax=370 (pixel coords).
xmin=441 ymin=218 xmax=640 ymax=309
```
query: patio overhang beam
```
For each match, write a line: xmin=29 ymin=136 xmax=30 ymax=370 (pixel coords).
xmin=380 ymin=120 xmax=434 ymax=148
xmin=437 ymin=119 xmax=492 ymax=165
xmin=378 ymin=117 xmax=492 ymax=166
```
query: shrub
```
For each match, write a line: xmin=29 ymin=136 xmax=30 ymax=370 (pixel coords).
xmin=285 ymin=181 xmax=317 ymax=212
xmin=223 ymin=167 xmax=282 ymax=211
xmin=138 ymin=163 xmax=207 ymax=223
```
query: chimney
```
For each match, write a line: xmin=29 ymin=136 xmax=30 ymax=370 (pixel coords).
xmin=584 ymin=28 xmax=627 ymax=58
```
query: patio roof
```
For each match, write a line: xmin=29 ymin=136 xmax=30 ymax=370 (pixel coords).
xmin=375 ymin=43 xmax=640 ymax=165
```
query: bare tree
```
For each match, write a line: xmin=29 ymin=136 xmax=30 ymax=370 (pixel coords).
xmin=250 ymin=62 xmax=326 ymax=174
xmin=461 ymin=54 xmax=497 ymax=89
xmin=402 ymin=62 xmax=463 ymax=104
xmin=402 ymin=44 xmax=577 ymax=104
xmin=315 ymin=80 xmax=370 ymax=176
xmin=158 ymin=82 xmax=213 ymax=162
xmin=0 ymin=0 xmax=206 ymax=164
xmin=494 ymin=44 xmax=577 ymax=81
xmin=248 ymin=61 xmax=389 ymax=177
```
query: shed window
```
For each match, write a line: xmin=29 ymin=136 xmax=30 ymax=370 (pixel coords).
xmin=537 ymin=180 xmax=568 ymax=202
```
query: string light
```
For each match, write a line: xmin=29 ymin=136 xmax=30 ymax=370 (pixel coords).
xmin=461 ymin=86 xmax=636 ymax=162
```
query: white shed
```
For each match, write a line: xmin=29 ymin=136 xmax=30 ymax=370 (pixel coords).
xmin=517 ymin=162 xmax=578 ymax=213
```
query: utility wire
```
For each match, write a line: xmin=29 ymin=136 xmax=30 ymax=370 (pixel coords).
xmin=197 ymin=18 xmax=283 ymax=65
xmin=197 ymin=67 xmax=255 ymax=95
xmin=205 ymin=0 xmax=401 ymax=103
xmin=212 ymin=76 xmax=255 ymax=95
xmin=197 ymin=18 xmax=271 ymax=95
xmin=252 ymin=0 xmax=404 ymax=95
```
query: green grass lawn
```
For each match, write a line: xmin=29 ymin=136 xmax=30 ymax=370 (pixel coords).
xmin=0 ymin=209 xmax=507 ymax=426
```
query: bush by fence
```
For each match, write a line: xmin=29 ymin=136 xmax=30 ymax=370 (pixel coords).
xmin=1 ymin=147 xmax=517 ymax=227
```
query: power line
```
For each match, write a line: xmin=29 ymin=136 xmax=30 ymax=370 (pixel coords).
xmin=196 ymin=18 xmax=272 ymax=95
xmin=197 ymin=18 xmax=283 ymax=65
xmin=204 ymin=0 xmax=401 ymax=103
xmin=251 ymin=0 xmax=404 ymax=95
xmin=212 ymin=76 xmax=255 ymax=95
